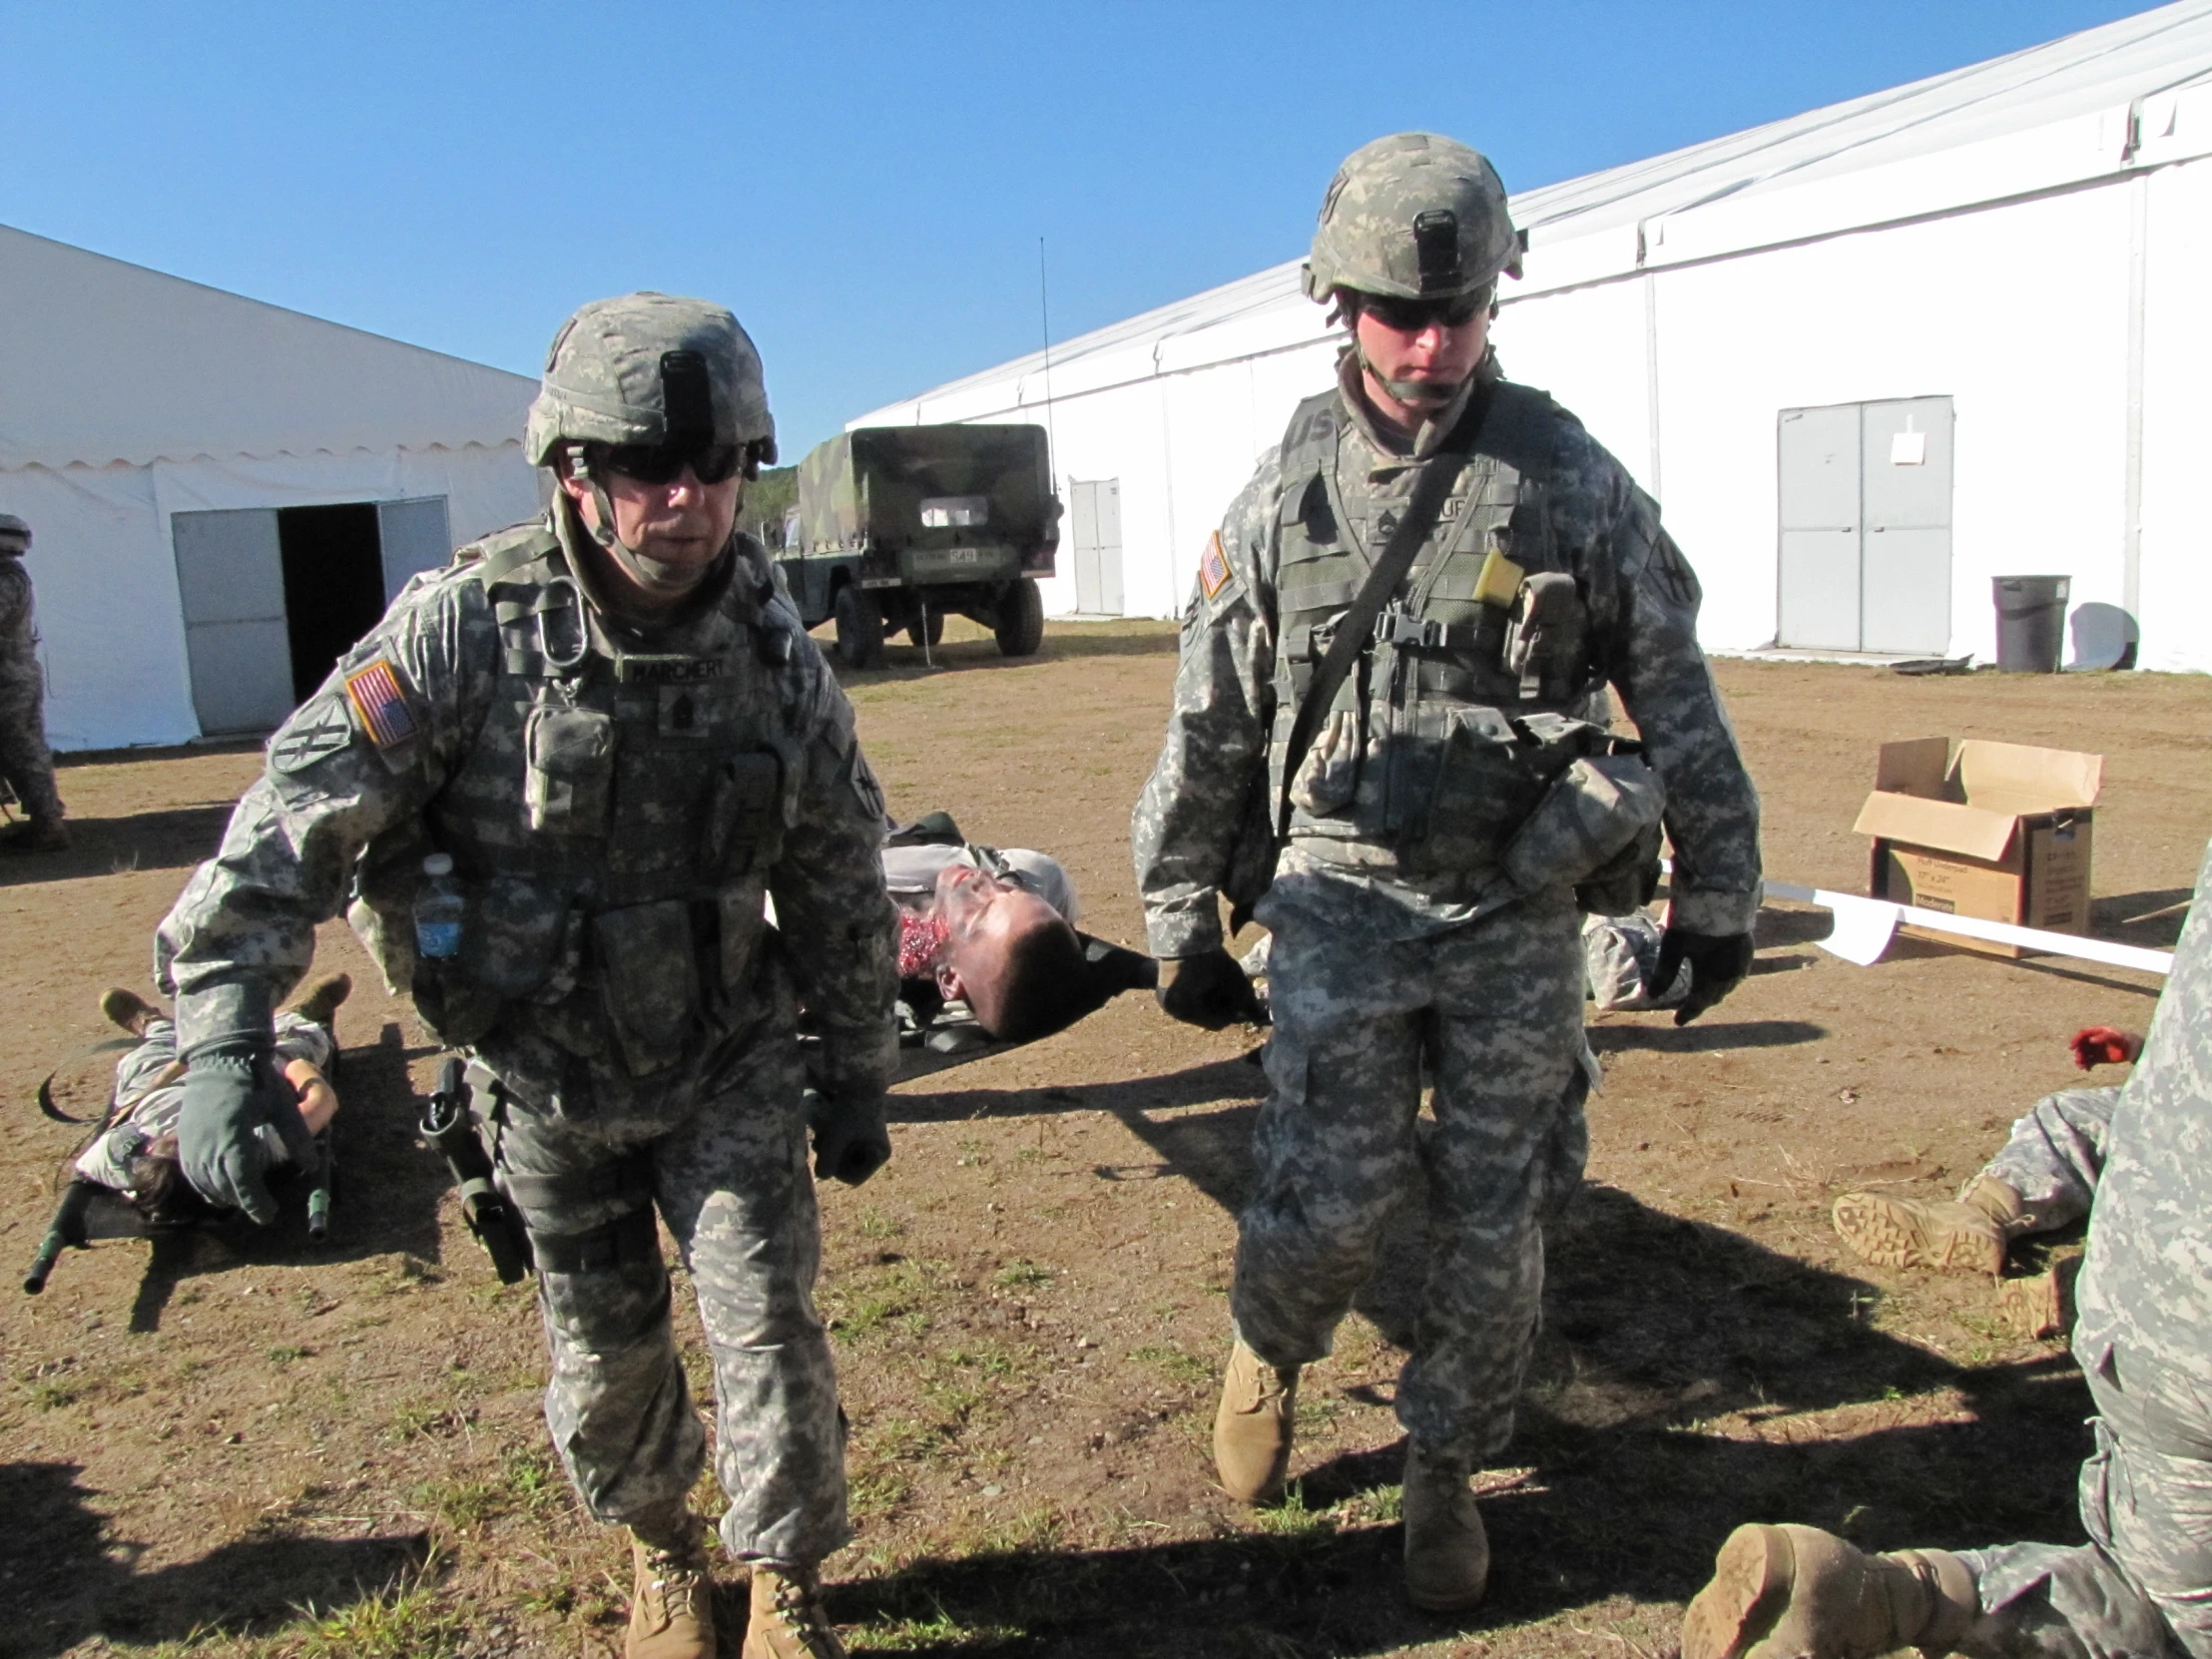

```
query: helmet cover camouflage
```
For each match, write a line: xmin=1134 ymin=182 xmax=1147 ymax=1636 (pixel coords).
xmin=524 ymin=292 xmax=777 ymax=469
xmin=1303 ymin=133 xmax=1522 ymax=304
xmin=0 ymin=513 xmax=29 ymax=556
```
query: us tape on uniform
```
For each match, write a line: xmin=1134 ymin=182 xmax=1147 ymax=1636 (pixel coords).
xmin=1761 ymin=878 xmax=2174 ymax=975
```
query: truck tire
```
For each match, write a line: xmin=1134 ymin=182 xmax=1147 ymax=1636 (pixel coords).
xmin=834 ymin=585 xmax=885 ymax=670
xmin=909 ymin=606 xmax=945 ymax=648
xmin=994 ymin=579 xmax=1045 ymax=658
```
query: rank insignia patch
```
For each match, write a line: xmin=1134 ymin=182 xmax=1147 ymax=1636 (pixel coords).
xmin=1198 ymin=532 xmax=1233 ymax=600
xmin=344 ymin=658 xmax=419 ymax=750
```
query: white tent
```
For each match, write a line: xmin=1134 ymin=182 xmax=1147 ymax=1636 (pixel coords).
xmin=0 ymin=224 xmax=540 ymax=750
xmin=854 ymin=1 xmax=2212 ymax=673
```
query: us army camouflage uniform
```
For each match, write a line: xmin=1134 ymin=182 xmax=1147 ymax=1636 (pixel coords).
xmin=1945 ymin=839 xmax=2212 ymax=1659
xmin=1977 ymin=1085 xmax=2115 ymax=1233
xmin=156 ymin=505 xmax=896 ymax=1565
xmin=1132 ymin=350 xmax=1761 ymax=1471
xmin=0 ymin=524 xmax=65 ymax=825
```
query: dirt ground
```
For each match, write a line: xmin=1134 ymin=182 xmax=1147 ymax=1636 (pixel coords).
xmin=2 ymin=620 xmax=2206 ymax=1659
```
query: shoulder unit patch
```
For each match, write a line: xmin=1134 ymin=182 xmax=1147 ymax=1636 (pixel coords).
xmin=1198 ymin=531 xmax=1234 ymax=601
xmin=343 ymin=657 xmax=420 ymax=751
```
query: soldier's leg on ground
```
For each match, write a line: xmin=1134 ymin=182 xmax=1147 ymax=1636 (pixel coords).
xmin=1398 ymin=891 xmax=1583 ymax=1469
xmin=1980 ymin=1085 xmax=2118 ymax=1235
xmin=0 ymin=667 xmax=66 ymax=830
xmin=652 ymin=1034 xmax=848 ymax=1571
xmin=496 ymin=1108 xmax=706 ymax=1529
xmin=1232 ymin=921 xmax=1429 ymax=1367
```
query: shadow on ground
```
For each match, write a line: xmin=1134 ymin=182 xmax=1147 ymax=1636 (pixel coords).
xmin=0 ymin=802 xmax=239 ymax=889
xmin=836 ymin=1084 xmax=2095 ymax=1658
xmin=0 ymin=1459 xmax=430 ymax=1656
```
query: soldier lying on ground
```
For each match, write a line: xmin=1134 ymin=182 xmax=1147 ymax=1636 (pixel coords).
xmin=1681 ymin=839 xmax=2212 ymax=1659
xmin=1830 ymin=1026 xmax=2140 ymax=1340
xmin=877 ymin=813 xmax=1153 ymax=1047
xmin=71 ymin=975 xmax=350 ymax=1222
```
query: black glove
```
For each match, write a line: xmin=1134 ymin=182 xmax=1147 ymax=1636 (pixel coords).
xmin=177 ymin=1043 xmax=318 ymax=1224
xmin=1652 ymin=928 xmax=1755 ymax=1026
xmin=1154 ymin=947 xmax=1264 ymax=1030
xmin=807 ymin=1088 xmax=891 ymax=1187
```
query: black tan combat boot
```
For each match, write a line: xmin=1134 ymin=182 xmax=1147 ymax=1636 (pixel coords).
xmin=1831 ymin=1177 xmax=2024 ymax=1276
xmin=1682 ymin=1522 xmax=1977 ymax=1659
xmin=743 ymin=1560 xmax=846 ymax=1659
xmin=1401 ymin=1442 xmax=1489 ymax=1611
xmin=627 ymin=1530 xmax=716 ymax=1659
xmin=100 ymin=986 xmax=162 ymax=1037
xmin=289 ymin=971 xmax=352 ymax=1029
xmin=1213 ymin=1340 xmax=1299 ymax=1505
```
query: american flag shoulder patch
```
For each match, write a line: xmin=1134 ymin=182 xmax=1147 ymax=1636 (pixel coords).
xmin=1198 ymin=531 xmax=1234 ymax=600
xmin=343 ymin=657 xmax=419 ymax=751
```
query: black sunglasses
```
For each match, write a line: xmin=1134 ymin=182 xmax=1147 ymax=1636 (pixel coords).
xmin=598 ymin=439 xmax=745 ymax=486
xmin=1359 ymin=289 xmax=1490 ymax=333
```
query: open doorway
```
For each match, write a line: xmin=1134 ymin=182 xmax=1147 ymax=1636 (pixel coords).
xmin=277 ymin=504 xmax=387 ymax=701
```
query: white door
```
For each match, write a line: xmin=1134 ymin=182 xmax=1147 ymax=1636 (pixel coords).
xmin=376 ymin=496 xmax=452 ymax=603
xmin=172 ymin=508 xmax=295 ymax=736
xmin=1069 ymin=478 xmax=1123 ymax=615
xmin=1777 ymin=398 xmax=1953 ymax=653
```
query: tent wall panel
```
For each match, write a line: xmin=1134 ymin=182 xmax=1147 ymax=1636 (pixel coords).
xmin=2135 ymin=157 xmax=2212 ymax=672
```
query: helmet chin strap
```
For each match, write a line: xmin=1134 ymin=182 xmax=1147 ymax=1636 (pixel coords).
xmin=572 ymin=449 xmax=717 ymax=596
xmin=1353 ymin=336 xmax=1463 ymax=409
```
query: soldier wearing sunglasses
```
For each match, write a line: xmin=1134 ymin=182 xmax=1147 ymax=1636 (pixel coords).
xmin=1133 ymin=133 xmax=1762 ymax=1610
xmin=155 ymin=293 xmax=898 ymax=1659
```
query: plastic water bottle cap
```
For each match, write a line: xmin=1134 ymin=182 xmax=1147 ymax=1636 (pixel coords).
xmin=422 ymin=852 xmax=454 ymax=877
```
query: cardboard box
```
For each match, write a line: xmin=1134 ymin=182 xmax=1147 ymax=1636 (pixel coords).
xmin=1852 ymin=737 xmax=2102 ymax=956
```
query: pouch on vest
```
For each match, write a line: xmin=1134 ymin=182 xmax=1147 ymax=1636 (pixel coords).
xmin=524 ymin=706 xmax=615 ymax=836
xmin=703 ymin=752 xmax=782 ymax=877
xmin=1498 ymin=751 xmax=1665 ymax=898
xmin=1414 ymin=709 xmax=1603 ymax=875
xmin=593 ymin=899 xmax=699 ymax=1078
xmin=715 ymin=884 xmax=768 ymax=1007
xmin=412 ymin=958 xmax=506 ymax=1050
xmin=464 ymin=873 xmax=574 ymax=1001
xmin=1289 ymin=709 xmax=1364 ymax=817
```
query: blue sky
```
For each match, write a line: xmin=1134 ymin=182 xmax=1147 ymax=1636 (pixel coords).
xmin=1 ymin=1 xmax=2156 ymax=457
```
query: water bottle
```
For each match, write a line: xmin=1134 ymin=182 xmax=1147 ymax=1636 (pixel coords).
xmin=413 ymin=853 xmax=465 ymax=960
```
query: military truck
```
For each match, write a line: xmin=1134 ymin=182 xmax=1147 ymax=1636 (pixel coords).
xmin=775 ymin=423 xmax=1059 ymax=669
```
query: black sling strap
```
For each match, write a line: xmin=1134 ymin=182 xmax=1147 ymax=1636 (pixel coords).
xmin=1274 ymin=388 xmax=1491 ymax=839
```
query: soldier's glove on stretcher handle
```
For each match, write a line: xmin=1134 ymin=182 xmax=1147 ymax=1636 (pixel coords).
xmin=176 ymin=1042 xmax=321 ymax=1224
xmin=1651 ymin=928 xmax=1753 ymax=1027
xmin=807 ymin=1088 xmax=891 ymax=1186
xmin=1156 ymin=947 xmax=1265 ymax=1031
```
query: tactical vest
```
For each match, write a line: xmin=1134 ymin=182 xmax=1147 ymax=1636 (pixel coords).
xmin=356 ymin=523 xmax=801 ymax=1081
xmin=1267 ymin=381 xmax=1615 ymax=890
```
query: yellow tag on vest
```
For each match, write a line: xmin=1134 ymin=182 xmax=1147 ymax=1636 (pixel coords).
xmin=1471 ymin=547 xmax=1525 ymax=609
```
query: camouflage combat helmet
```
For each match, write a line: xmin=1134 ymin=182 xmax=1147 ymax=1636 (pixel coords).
xmin=0 ymin=513 xmax=28 ymax=557
xmin=525 ymin=292 xmax=777 ymax=473
xmin=1302 ymin=133 xmax=1522 ymax=305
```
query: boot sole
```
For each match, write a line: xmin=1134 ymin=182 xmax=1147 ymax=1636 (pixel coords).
xmin=1832 ymin=1194 xmax=2001 ymax=1275
xmin=1682 ymin=1524 xmax=1793 ymax=1659
xmin=1405 ymin=1572 xmax=1488 ymax=1614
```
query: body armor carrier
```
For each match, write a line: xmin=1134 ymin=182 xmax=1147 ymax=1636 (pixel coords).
xmin=356 ymin=523 xmax=802 ymax=1082
xmin=1268 ymin=381 xmax=1636 ymax=897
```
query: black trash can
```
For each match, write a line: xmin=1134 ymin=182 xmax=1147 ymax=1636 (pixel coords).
xmin=1992 ymin=576 xmax=2070 ymax=673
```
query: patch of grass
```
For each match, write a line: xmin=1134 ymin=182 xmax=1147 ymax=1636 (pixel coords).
xmin=501 ymin=1446 xmax=562 ymax=1512
xmin=849 ymin=1469 xmax=911 ymax=1519
xmin=854 ymin=1207 xmax=903 ymax=1240
xmin=845 ymin=1601 xmax=1024 ymax=1653
xmin=976 ymin=1505 xmax=1062 ymax=1555
xmin=1336 ymin=1483 xmax=1402 ymax=1524
xmin=1128 ymin=1345 xmax=1212 ymax=1386
xmin=267 ymin=1344 xmax=310 ymax=1368
xmin=30 ymin=1381 xmax=78 ymax=1410
xmin=994 ymin=1260 xmax=1053 ymax=1291
xmin=387 ymin=1398 xmax=467 ymax=1440
xmin=1251 ymin=1481 xmax=1336 ymax=1543
xmin=862 ymin=1416 xmax=947 ymax=1463
xmin=291 ymin=1582 xmax=464 ymax=1658
xmin=409 ymin=1474 xmax=506 ymax=1532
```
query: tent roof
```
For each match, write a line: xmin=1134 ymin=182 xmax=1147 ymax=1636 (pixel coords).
xmin=0 ymin=223 xmax=535 ymax=470
xmin=864 ymin=0 xmax=2212 ymax=422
